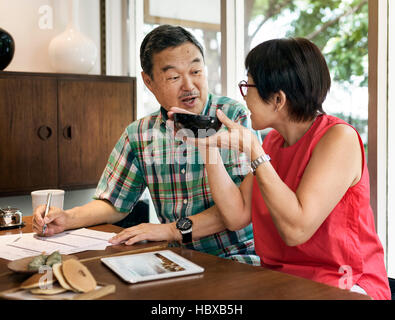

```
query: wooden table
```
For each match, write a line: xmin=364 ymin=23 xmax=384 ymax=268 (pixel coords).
xmin=0 ymin=217 xmax=370 ymax=300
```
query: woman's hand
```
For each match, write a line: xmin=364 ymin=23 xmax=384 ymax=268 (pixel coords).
xmin=167 ymin=106 xmax=196 ymax=119
xmin=191 ymin=109 xmax=260 ymax=159
xmin=166 ymin=107 xmax=196 ymax=138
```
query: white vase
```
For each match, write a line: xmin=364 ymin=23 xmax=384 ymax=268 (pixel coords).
xmin=48 ymin=0 xmax=98 ymax=74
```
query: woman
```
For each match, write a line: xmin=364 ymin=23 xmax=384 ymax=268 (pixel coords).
xmin=178 ymin=38 xmax=390 ymax=299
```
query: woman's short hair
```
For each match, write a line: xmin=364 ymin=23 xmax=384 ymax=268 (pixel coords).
xmin=140 ymin=24 xmax=205 ymax=79
xmin=245 ymin=38 xmax=331 ymax=122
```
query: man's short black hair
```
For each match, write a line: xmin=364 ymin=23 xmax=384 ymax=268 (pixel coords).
xmin=245 ymin=38 xmax=331 ymax=122
xmin=140 ymin=25 xmax=205 ymax=79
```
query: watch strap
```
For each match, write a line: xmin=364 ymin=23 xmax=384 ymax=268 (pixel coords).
xmin=180 ymin=230 xmax=192 ymax=243
xmin=251 ymin=154 xmax=271 ymax=175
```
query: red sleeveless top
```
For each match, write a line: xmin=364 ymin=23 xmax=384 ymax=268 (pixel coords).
xmin=251 ymin=114 xmax=390 ymax=300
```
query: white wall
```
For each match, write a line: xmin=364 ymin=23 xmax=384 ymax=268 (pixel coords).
xmin=0 ymin=189 xmax=96 ymax=217
xmin=0 ymin=0 xmax=100 ymax=74
xmin=0 ymin=0 xmax=100 ymax=215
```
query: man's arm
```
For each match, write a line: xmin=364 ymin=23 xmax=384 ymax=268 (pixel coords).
xmin=108 ymin=204 xmax=227 ymax=245
xmin=188 ymin=205 xmax=227 ymax=240
xmin=32 ymin=199 xmax=128 ymax=236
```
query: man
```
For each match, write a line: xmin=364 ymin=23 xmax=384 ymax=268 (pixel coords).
xmin=33 ymin=25 xmax=260 ymax=265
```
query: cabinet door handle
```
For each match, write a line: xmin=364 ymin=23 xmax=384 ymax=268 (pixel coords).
xmin=37 ymin=125 xmax=52 ymax=140
xmin=63 ymin=126 xmax=72 ymax=140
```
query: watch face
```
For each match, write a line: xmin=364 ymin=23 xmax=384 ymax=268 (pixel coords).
xmin=176 ymin=218 xmax=192 ymax=231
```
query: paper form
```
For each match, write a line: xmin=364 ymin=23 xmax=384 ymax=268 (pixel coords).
xmin=8 ymin=233 xmax=76 ymax=255
xmin=0 ymin=229 xmax=117 ymax=261
xmin=66 ymin=228 xmax=115 ymax=241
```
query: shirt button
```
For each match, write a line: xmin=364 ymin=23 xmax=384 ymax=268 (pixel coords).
xmin=181 ymin=168 xmax=186 ymax=174
xmin=183 ymin=199 xmax=188 ymax=205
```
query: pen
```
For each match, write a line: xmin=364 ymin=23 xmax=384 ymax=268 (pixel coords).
xmin=42 ymin=192 xmax=52 ymax=235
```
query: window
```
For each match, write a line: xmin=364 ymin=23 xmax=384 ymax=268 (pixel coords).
xmin=243 ymin=0 xmax=369 ymax=152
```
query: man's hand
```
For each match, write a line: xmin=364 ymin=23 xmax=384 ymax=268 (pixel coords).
xmin=109 ymin=222 xmax=180 ymax=245
xmin=32 ymin=205 xmax=68 ymax=236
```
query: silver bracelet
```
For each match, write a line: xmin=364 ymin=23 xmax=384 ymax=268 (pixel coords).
xmin=251 ymin=154 xmax=271 ymax=175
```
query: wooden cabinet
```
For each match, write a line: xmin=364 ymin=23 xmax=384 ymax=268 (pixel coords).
xmin=0 ymin=76 xmax=58 ymax=193
xmin=0 ymin=72 xmax=136 ymax=196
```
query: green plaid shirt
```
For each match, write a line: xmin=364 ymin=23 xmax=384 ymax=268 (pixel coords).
xmin=95 ymin=93 xmax=261 ymax=266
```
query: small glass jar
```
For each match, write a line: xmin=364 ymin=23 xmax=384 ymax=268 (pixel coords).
xmin=0 ymin=207 xmax=23 ymax=227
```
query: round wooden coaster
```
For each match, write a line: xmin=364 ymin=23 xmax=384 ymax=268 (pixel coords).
xmin=61 ymin=259 xmax=97 ymax=293
xmin=30 ymin=284 xmax=67 ymax=295
xmin=20 ymin=271 xmax=56 ymax=290
xmin=52 ymin=263 xmax=74 ymax=291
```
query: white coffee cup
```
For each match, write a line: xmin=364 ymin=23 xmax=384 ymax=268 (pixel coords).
xmin=31 ymin=189 xmax=65 ymax=211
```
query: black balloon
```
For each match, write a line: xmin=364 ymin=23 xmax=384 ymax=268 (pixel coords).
xmin=0 ymin=28 xmax=15 ymax=70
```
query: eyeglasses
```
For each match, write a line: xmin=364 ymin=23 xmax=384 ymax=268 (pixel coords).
xmin=238 ymin=80 xmax=256 ymax=98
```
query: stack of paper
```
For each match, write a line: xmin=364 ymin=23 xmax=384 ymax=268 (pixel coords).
xmin=0 ymin=228 xmax=116 ymax=261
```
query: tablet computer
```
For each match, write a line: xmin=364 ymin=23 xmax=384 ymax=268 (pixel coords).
xmin=101 ymin=250 xmax=204 ymax=283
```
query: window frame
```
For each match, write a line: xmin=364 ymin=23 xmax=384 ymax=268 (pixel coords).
xmin=368 ymin=0 xmax=391 ymax=272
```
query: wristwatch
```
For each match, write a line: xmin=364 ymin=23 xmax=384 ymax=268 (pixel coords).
xmin=251 ymin=154 xmax=271 ymax=175
xmin=176 ymin=217 xmax=193 ymax=243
